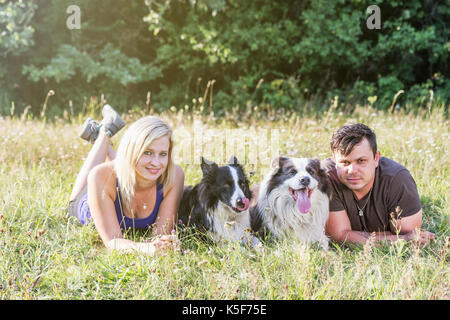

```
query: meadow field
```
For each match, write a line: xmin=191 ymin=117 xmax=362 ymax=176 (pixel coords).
xmin=0 ymin=103 xmax=448 ymax=300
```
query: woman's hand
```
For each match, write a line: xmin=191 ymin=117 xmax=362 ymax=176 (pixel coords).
xmin=108 ymin=234 xmax=181 ymax=256
xmin=148 ymin=234 xmax=181 ymax=253
xmin=134 ymin=234 xmax=181 ymax=256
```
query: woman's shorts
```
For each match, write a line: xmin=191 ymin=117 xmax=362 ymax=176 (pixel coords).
xmin=67 ymin=186 xmax=91 ymax=225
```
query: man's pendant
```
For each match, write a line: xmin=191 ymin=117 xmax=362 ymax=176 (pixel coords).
xmin=358 ymin=209 xmax=364 ymax=216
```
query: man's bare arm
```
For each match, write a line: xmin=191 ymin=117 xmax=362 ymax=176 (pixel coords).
xmin=325 ymin=209 xmax=434 ymax=245
xmin=325 ymin=210 xmax=371 ymax=245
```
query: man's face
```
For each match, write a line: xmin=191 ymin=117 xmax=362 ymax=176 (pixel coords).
xmin=333 ymin=138 xmax=380 ymax=197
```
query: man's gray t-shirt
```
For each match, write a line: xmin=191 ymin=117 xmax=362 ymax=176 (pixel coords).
xmin=323 ymin=157 xmax=422 ymax=232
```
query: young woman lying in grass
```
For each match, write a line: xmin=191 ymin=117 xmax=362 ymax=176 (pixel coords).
xmin=68 ymin=105 xmax=184 ymax=255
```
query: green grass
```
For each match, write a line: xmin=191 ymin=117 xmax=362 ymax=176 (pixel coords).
xmin=0 ymin=104 xmax=448 ymax=299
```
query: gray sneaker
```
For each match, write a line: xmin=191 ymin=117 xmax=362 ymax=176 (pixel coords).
xmin=100 ymin=104 xmax=126 ymax=137
xmin=78 ymin=118 xmax=100 ymax=143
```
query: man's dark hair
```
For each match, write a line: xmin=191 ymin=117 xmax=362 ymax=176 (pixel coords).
xmin=330 ymin=123 xmax=377 ymax=157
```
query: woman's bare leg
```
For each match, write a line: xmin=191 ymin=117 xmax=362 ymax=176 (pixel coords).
xmin=105 ymin=143 xmax=116 ymax=162
xmin=70 ymin=126 xmax=113 ymax=201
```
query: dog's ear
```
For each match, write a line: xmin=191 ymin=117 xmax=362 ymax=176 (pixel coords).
xmin=200 ymin=156 xmax=218 ymax=175
xmin=270 ymin=157 xmax=279 ymax=169
xmin=309 ymin=158 xmax=332 ymax=197
xmin=228 ymin=155 xmax=240 ymax=165
xmin=271 ymin=156 xmax=288 ymax=169
xmin=309 ymin=158 xmax=321 ymax=172
xmin=308 ymin=158 xmax=328 ymax=177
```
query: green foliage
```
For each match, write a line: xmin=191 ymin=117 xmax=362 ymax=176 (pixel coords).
xmin=24 ymin=44 xmax=161 ymax=85
xmin=6 ymin=0 xmax=160 ymax=114
xmin=0 ymin=0 xmax=36 ymax=56
xmin=0 ymin=0 xmax=36 ymax=114
xmin=0 ymin=0 xmax=448 ymax=115
xmin=22 ymin=43 xmax=161 ymax=112
xmin=142 ymin=0 xmax=449 ymax=111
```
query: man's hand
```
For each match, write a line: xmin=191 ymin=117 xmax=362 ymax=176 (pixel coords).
xmin=404 ymin=228 xmax=435 ymax=245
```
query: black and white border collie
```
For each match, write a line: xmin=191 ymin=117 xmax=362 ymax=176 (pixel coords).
xmin=178 ymin=156 xmax=261 ymax=247
xmin=251 ymin=157 xmax=331 ymax=250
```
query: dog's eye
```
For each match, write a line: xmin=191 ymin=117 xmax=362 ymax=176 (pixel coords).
xmin=290 ymin=169 xmax=297 ymax=175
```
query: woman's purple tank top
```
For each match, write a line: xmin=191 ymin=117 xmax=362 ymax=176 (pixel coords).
xmin=114 ymin=180 xmax=164 ymax=229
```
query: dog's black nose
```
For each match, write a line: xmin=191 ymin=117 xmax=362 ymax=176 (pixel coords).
xmin=236 ymin=198 xmax=245 ymax=208
xmin=300 ymin=176 xmax=310 ymax=186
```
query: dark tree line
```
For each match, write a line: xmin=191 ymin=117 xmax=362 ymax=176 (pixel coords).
xmin=1 ymin=0 xmax=448 ymax=116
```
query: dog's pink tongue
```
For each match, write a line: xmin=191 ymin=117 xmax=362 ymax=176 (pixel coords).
xmin=242 ymin=197 xmax=250 ymax=210
xmin=296 ymin=190 xmax=311 ymax=214
xmin=237 ymin=197 xmax=250 ymax=211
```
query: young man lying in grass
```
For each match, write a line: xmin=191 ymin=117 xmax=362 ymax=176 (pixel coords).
xmin=324 ymin=123 xmax=435 ymax=246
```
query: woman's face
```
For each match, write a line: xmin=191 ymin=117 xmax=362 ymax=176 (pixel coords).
xmin=135 ymin=135 xmax=170 ymax=184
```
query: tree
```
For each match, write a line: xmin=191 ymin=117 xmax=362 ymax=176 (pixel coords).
xmin=0 ymin=0 xmax=36 ymax=113
xmin=21 ymin=0 xmax=162 ymax=114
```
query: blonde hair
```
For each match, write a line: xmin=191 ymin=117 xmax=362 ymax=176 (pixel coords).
xmin=114 ymin=116 xmax=176 ymax=212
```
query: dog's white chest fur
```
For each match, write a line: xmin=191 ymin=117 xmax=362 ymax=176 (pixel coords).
xmin=258 ymin=188 xmax=329 ymax=249
xmin=209 ymin=202 xmax=261 ymax=247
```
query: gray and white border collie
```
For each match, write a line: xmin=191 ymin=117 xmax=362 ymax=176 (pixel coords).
xmin=178 ymin=156 xmax=261 ymax=247
xmin=251 ymin=157 xmax=331 ymax=250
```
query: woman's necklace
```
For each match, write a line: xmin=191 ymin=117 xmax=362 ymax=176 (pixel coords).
xmin=135 ymin=180 xmax=156 ymax=213
xmin=131 ymin=200 xmax=149 ymax=218
xmin=136 ymin=186 xmax=156 ymax=213
xmin=355 ymin=187 xmax=373 ymax=217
